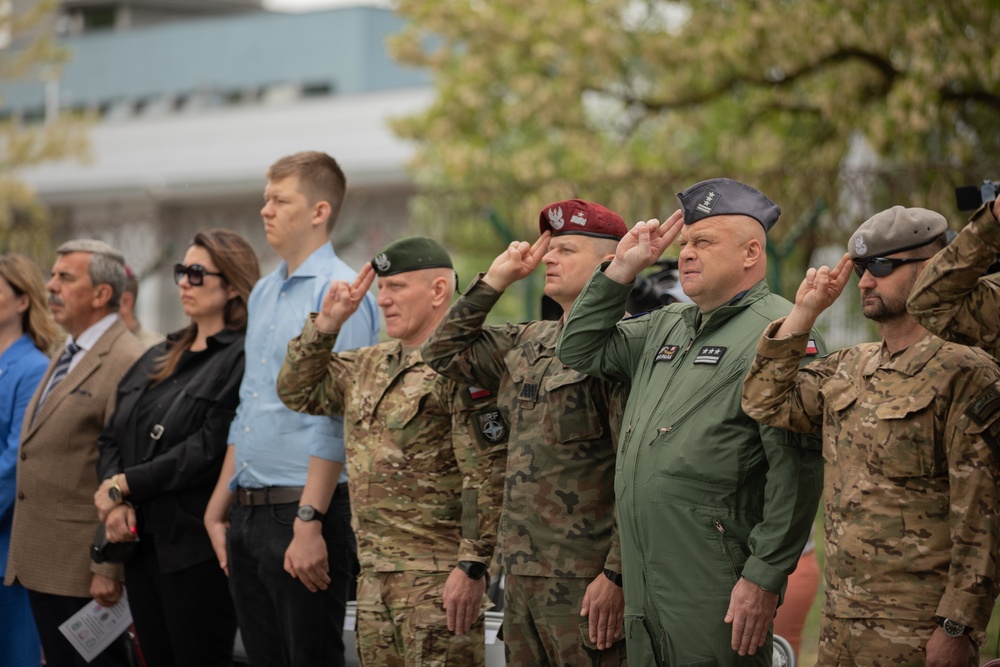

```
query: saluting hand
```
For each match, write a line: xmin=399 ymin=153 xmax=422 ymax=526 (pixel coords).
xmin=316 ymin=264 xmax=377 ymax=333
xmin=776 ymin=253 xmax=853 ymax=338
xmin=605 ymin=210 xmax=684 ymax=284
xmin=482 ymin=232 xmax=552 ymax=293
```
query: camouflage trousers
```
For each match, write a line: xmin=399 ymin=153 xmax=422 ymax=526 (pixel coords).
xmin=503 ymin=573 xmax=627 ymax=667
xmin=356 ymin=570 xmax=488 ymax=667
xmin=817 ymin=615 xmax=978 ymax=666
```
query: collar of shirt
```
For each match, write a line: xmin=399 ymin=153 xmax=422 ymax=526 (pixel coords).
xmin=870 ymin=330 xmax=944 ymax=378
xmin=69 ymin=313 xmax=120 ymax=356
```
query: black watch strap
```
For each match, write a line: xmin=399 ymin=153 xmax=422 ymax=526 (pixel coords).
xmin=936 ymin=617 xmax=972 ymax=637
xmin=457 ymin=560 xmax=488 ymax=580
xmin=603 ymin=568 xmax=623 ymax=587
xmin=296 ymin=505 xmax=325 ymax=522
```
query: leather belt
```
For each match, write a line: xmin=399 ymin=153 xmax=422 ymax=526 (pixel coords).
xmin=235 ymin=486 xmax=304 ymax=507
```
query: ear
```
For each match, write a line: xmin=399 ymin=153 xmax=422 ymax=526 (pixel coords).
xmin=311 ymin=200 xmax=332 ymax=230
xmin=92 ymin=284 xmax=113 ymax=309
xmin=744 ymin=238 xmax=763 ymax=268
xmin=14 ymin=293 xmax=29 ymax=315
xmin=429 ymin=276 xmax=451 ymax=308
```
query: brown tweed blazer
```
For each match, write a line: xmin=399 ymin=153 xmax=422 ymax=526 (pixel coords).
xmin=5 ymin=318 xmax=145 ymax=597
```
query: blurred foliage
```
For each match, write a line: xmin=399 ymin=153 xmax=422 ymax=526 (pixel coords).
xmin=0 ymin=0 xmax=90 ymax=258
xmin=389 ymin=0 xmax=1000 ymax=298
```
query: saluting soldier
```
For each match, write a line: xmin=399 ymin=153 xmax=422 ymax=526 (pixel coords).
xmin=557 ymin=180 xmax=825 ymax=666
xmin=422 ymin=199 xmax=629 ymax=667
xmin=277 ymin=237 xmax=507 ymax=667
xmin=908 ymin=197 xmax=1000 ymax=358
xmin=744 ymin=206 xmax=1000 ymax=665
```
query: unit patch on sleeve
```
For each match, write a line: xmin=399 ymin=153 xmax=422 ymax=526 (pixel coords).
xmin=805 ymin=339 xmax=819 ymax=356
xmin=693 ymin=346 xmax=727 ymax=365
xmin=968 ymin=383 xmax=1000 ymax=426
xmin=475 ymin=409 xmax=508 ymax=444
xmin=655 ymin=344 xmax=680 ymax=363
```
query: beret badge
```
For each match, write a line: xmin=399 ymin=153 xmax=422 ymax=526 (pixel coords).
xmin=547 ymin=206 xmax=565 ymax=231
xmin=854 ymin=236 xmax=868 ymax=257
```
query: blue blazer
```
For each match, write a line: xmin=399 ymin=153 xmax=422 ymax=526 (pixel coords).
xmin=0 ymin=335 xmax=50 ymax=567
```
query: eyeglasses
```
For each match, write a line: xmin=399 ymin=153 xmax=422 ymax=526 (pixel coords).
xmin=173 ymin=263 xmax=224 ymax=286
xmin=853 ymin=256 xmax=925 ymax=279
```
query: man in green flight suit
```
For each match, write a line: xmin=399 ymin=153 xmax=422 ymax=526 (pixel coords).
xmin=557 ymin=179 xmax=825 ymax=666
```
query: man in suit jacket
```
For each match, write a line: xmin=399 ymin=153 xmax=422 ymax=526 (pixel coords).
xmin=5 ymin=239 xmax=145 ymax=667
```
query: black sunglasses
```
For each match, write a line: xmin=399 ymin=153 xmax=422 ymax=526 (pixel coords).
xmin=173 ymin=263 xmax=224 ymax=286
xmin=853 ymin=256 xmax=925 ymax=279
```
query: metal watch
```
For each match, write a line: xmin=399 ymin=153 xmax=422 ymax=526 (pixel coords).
xmin=457 ymin=560 xmax=488 ymax=580
xmin=295 ymin=505 xmax=325 ymax=522
xmin=937 ymin=617 xmax=970 ymax=637
xmin=108 ymin=474 xmax=123 ymax=504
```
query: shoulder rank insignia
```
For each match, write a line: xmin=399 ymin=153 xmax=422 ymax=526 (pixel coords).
xmin=693 ymin=346 xmax=727 ymax=365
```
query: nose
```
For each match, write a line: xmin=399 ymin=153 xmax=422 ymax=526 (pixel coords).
xmin=542 ymin=249 xmax=556 ymax=266
xmin=260 ymin=200 xmax=272 ymax=217
xmin=679 ymin=244 xmax=695 ymax=262
xmin=857 ymin=267 xmax=877 ymax=288
xmin=377 ymin=287 xmax=392 ymax=308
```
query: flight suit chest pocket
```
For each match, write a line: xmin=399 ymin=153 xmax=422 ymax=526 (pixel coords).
xmin=544 ymin=370 xmax=603 ymax=443
xmin=872 ymin=392 xmax=939 ymax=478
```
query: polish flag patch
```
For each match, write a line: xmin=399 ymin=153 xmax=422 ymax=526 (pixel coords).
xmin=805 ymin=339 xmax=818 ymax=356
xmin=469 ymin=386 xmax=491 ymax=399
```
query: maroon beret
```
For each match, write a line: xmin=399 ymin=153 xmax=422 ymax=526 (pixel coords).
xmin=538 ymin=199 xmax=627 ymax=240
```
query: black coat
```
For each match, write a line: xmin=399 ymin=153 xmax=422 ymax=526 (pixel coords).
xmin=97 ymin=328 xmax=245 ymax=573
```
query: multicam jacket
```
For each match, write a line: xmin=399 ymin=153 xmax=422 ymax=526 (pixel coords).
xmin=277 ymin=315 xmax=507 ymax=572
xmin=421 ymin=276 xmax=622 ymax=578
xmin=908 ymin=201 xmax=1000 ymax=359
xmin=742 ymin=321 xmax=1000 ymax=635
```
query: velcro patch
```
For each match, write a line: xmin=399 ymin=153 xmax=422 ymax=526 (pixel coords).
xmin=968 ymin=384 xmax=1000 ymax=426
xmin=518 ymin=382 xmax=538 ymax=402
xmin=476 ymin=409 xmax=508 ymax=444
xmin=655 ymin=344 xmax=680 ymax=362
xmin=693 ymin=346 xmax=727 ymax=365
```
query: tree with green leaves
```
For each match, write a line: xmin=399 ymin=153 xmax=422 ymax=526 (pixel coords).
xmin=389 ymin=0 xmax=1000 ymax=296
xmin=1 ymin=0 xmax=89 ymax=257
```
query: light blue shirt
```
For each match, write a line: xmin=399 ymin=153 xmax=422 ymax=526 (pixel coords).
xmin=229 ymin=243 xmax=379 ymax=488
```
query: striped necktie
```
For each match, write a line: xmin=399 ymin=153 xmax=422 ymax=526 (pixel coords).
xmin=39 ymin=341 xmax=81 ymax=407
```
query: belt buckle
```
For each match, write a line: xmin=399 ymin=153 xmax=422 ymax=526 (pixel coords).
xmin=239 ymin=488 xmax=254 ymax=506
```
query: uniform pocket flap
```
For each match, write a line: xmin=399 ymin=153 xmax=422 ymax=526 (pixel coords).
xmin=874 ymin=392 xmax=935 ymax=420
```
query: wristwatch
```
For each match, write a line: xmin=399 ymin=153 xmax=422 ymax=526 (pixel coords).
xmin=457 ymin=560 xmax=488 ymax=580
xmin=295 ymin=505 xmax=325 ymax=522
xmin=108 ymin=474 xmax=123 ymax=504
xmin=936 ymin=617 xmax=971 ymax=637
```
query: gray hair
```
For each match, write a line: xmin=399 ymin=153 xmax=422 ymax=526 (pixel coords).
xmin=56 ymin=239 xmax=127 ymax=309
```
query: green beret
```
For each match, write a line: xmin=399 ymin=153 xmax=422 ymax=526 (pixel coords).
xmin=371 ymin=236 xmax=454 ymax=277
xmin=848 ymin=206 xmax=948 ymax=260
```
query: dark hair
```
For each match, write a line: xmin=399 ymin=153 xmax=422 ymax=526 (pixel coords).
xmin=266 ymin=151 xmax=347 ymax=234
xmin=150 ymin=229 xmax=260 ymax=382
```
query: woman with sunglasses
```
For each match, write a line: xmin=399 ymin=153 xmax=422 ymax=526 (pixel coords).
xmin=0 ymin=255 xmax=59 ymax=667
xmin=93 ymin=229 xmax=259 ymax=667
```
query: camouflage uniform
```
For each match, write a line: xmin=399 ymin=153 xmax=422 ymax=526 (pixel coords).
xmin=908 ymin=201 xmax=1000 ymax=358
xmin=557 ymin=274 xmax=825 ymax=667
xmin=742 ymin=320 xmax=1000 ymax=662
xmin=421 ymin=276 xmax=626 ymax=667
xmin=277 ymin=315 xmax=507 ymax=667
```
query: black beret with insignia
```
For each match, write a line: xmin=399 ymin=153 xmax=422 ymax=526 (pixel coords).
xmin=848 ymin=206 xmax=948 ymax=260
xmin=371 ymin=236 xmax=454 ymax=277
xmin=676 ymin=178 xmax=781 ymax=232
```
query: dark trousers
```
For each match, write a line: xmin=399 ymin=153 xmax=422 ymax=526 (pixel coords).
xmin=26 ymin=589 xmax=133 ymax=667
xmin=124 ymin=535 xmax=237 ymax=667
xmin=227 ymin=483 xmax=357 ymax=667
